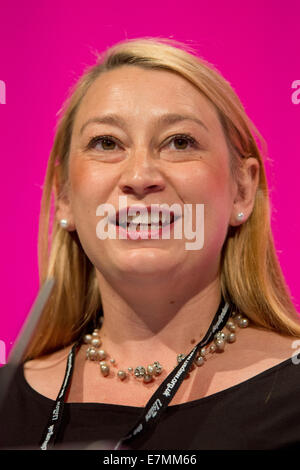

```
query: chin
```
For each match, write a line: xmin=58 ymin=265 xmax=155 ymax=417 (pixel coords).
xmin=112 ymin=248 xmax=182 ymax=276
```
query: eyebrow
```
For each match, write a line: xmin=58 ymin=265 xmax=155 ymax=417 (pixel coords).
xmin=79 ymin=112 xmax=209 ymax=135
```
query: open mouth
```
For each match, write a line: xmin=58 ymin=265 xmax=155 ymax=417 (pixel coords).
xmin=113 ymin=205 xmax=180 ymax=239
xmin=116 ymin=212 xmax=175 ymax=231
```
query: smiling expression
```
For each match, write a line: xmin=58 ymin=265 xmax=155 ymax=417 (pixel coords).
xmin=58 ymin=65 xmax=240 ymax=284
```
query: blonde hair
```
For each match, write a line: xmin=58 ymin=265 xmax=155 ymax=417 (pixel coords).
xmin=25 ymin=36 xmax=300 ymax=360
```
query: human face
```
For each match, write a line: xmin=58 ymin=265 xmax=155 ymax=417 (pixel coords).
xmin=62 ymin=65 xmax=239 ymax=286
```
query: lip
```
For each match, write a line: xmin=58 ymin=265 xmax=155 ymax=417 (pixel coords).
xmin=115 ymin=216 xmax=180 ymax=240
xmin=113 ymin=204 xmax=182 ymax=240
xmin=116 ymin=205 xmax=175 ymax=222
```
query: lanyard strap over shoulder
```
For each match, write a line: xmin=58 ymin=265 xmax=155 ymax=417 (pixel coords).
xmin=40 ymin=341 xmax=80 ymax=450
xmin=40 ymin=297 xmax=232 ymax=450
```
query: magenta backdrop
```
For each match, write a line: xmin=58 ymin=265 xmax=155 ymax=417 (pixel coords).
xmin=0 ymin=0 xmax=299 ymax=363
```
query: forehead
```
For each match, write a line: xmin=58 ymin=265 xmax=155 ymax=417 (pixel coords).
xmin=73 ymin=65 xmax=222 ymax=135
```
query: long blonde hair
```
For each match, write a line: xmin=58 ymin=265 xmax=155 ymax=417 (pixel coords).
xmin=25 ymin=36 xmax=300 ymax=360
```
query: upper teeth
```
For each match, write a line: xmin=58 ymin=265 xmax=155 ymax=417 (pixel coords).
xmin=119 ymin=212 xmax=171 ymax=225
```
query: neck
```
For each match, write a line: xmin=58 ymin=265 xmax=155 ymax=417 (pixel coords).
xmin=94 ymin=271 xmax=223 ymax=366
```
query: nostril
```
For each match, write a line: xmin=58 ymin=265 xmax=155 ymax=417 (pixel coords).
xmin=145 ymin=185 xmax=163 ymax=194
xmin=122 ymin=186 xmax=133 ymax=194
xmin=121 ymin=184 xmax=163 ymax=195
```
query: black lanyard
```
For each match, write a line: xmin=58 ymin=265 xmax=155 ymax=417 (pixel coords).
xmin=40 ymin=297 xmax=232 ymax=450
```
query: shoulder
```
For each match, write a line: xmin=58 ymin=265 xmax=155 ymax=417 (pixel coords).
xmin=0 ymin=364 xmax=9 ymax=374
xmin=23 ymin=345 xmax=73 ymax=400
xmin=0 ymin=363 xmax=14 ymax=386
xmin=236 ymin=322 xmax=298 ymax=360
xmin=223 ymin=324 xmax=300 ymax=383
xmin=197 ymin=324 xmax=300 ymax=398
xmin=24 ymin=345 xmax=72 ymax=368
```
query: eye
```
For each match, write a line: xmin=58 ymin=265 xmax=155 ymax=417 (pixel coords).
xmin=85 ymin=133 xmax=199 ymax=153
xmin=167 ymin=134 xmax=198 ymax=151
xmin=86 ymin=135 xmax=120 ymax=151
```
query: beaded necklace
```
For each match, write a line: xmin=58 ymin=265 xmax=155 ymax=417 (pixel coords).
xmin=84 ymin=312 xmax=249 ymax=384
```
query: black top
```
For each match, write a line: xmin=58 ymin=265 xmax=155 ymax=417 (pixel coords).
xmin=1 ymin=356 xmax=300 ymax=450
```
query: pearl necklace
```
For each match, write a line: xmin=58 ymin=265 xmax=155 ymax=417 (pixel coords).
xmin=84 ymin=312 xmax=249 ymax=384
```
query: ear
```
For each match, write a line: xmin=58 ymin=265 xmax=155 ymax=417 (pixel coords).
xmin=54 ymin=165 xmax=76 ymax=231
xmin=229 ymin=157 xmax=260 ymax=227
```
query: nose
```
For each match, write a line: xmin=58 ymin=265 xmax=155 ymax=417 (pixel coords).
xmin=118 ymin=149 xmax=166 ymax=198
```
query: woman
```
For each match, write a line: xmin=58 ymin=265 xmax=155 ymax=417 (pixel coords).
xmin=1 ymin=36 xmax=300 ymax=450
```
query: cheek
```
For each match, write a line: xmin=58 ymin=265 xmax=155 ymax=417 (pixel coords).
xmin=174 ymin=163 xmax=232 ymax=206
xmin=69 ymin=158 xmax=112 ymax=217
xmin=174 ymin=163 xmax=234 ymax=245
xmin=68 ymin=159 xmax=113 ymax=262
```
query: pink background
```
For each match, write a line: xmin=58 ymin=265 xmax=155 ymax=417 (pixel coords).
xmin=0 ymin=0 xmax=299 ymax=362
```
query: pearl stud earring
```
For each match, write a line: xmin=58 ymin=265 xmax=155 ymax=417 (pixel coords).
xmin=60 ymin=219 xmax=68 ymax=229
xmin=236 ymin=212 xmax=244 ymax=221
